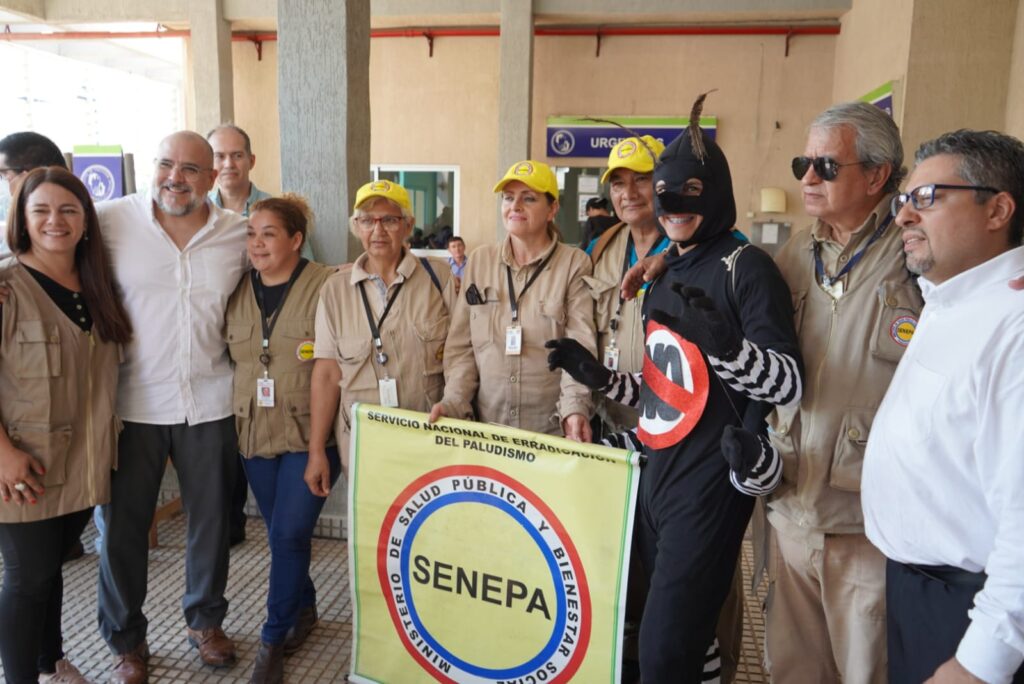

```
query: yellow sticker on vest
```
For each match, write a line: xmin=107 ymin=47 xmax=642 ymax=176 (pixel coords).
xmin=296 ymin=340 xmax=315 ymax=361
xmin=889 ymin=316 xmax=916 ymax=346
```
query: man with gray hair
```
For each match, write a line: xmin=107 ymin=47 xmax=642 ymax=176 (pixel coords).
xmin=864 ymin=129 xmax=1024 ymax=684
xmin=763 ymin=101 xmax=922 ymax=683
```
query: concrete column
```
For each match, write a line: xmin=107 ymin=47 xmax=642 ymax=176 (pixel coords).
xmin=278 ymin=0 xmax=371 ymax=266
xmin=277 ymin=1 xmax=370 ymax=534
xmin=188 ymin=0 xmax=234 ymax=134
xmin=496 ymin=0 xmax=534 ymax=237
xmin=899 ymin=0 xmax=1016 ymax=155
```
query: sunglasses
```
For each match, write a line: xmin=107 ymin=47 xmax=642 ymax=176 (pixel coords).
xmin=791 ymin=156 xmax=869 ymax=182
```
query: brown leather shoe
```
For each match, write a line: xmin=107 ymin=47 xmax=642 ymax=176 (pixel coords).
xmin=186 ymin=627 xmax=237 ymax=667
xmin=111 ymin=641 xmax=150 ymax=684
xmin=283 ymin=604 xmax=319 ymax=654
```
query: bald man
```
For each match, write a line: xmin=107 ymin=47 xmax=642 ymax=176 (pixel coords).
xmin=96 ymin=131 xmax=248 ymax=683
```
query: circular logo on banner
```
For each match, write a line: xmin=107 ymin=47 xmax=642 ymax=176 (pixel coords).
xmin=81 ymin=164 xmax=116 ymax=201
xmin=377 ymin=465 xmax=591 ymax=683
xmin=550 ymin=130 xmax=575 ymax=156
xmin=637 ymin=319 xmax=710 ymax=450
xmin=889 ymin=316 xmax=917 ymax=346
xmin=296 ymin=340 xmax=315 ymax=361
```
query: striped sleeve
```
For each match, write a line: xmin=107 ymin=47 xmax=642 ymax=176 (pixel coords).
xmin=599 ymin=427 xmax=642 ymax=453
xmin=600 ymin=371 xmax=643 ymax=409
xmin=708 ymin=338 xmax=802 ymax=409
xmin=729 ymin=433 xmax=782 ymax=496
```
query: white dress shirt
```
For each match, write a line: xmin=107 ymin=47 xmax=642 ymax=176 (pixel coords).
xmin=863 ymin=246 xmax=1024 ymax=684
xmin=98 ymin=191 xmax=248 ymax=425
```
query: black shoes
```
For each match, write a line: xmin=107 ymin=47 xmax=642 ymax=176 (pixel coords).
xmin=283 ymin=605 xmax=319 ymax=655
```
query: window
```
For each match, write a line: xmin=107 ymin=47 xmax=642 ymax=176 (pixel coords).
xmin=372 ymin=165 xmax=459 ymax=255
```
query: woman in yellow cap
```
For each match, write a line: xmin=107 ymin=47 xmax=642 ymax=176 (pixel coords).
xmin=429 ymin=160 xmax=596 ymax=440
xmin=308 ymin=178 xmax=455 ymax=472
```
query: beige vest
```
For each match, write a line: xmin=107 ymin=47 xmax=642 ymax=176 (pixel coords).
xmin=314 ymin=253 xmax=454 ymax=464
xmin=767 ymin=197 xmax=924 ymax=536
xmin=440 ymin=238 xmax=595 ymax=434
xmin=584 ymin=224 xmax=648 ymax=432
xmin=226 ymin=261 xmax=334 ymax=458
xmin=0 ymin=261 xmax=121 ymax=523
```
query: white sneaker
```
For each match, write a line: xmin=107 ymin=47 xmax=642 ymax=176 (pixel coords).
xmin=38 ymin=658 xmax=90 ymax=684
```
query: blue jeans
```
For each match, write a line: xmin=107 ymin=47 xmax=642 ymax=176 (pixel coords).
xmin=242 ymin=448 xmax=340 ymax=644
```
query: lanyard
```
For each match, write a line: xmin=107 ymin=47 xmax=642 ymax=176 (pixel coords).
xmin=814 ymin=213 xmax=893 ymax=287
xmin=505 ymin=245 xmax=558 ymax=324
xmin=609 ymin=232 xmax=636 ymax=337
xmin=358 ymin=279 xmax=405 ymax=367
xmin=252 ymin=260 xmax=308 ymax=371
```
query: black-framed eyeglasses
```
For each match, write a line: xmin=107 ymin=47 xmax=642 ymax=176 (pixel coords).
xmin=791 ymin=156 xmax=868 ymax=182
xmin=890 ymin=183 xmax=1001 ymax=216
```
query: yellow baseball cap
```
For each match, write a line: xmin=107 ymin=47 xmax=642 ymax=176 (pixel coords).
xmin=493 ymin=160 xmax=559 ymax=199
xmin=353 ymin=180 xmax=411 ymax=212
xmin=600 ymin=135 xmax=666 ymax=184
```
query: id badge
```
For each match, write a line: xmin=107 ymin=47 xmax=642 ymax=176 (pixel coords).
xmin=603 ymin=345 xmax=620 ymax=371
xmin=823 ymin=279 xmax=844 ymax=300
xmin=505 ymin=325 xmax=523 ymax=356
xmin=378 ymin=378 xmax=399 ymax=408
xmin=256 ymin=377 xmax=275 ymax=407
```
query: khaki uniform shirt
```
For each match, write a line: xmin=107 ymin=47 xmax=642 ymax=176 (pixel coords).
xmin=314 ymin=252 xmax=454 ymax=463
xmin=226 ymin=261 xmax=334 ymax=458
xmin=585 ymin=224 xmax=649 ymax=432
xmin=440 ymin=237 xmax=595 ymax=435
xmin=768 ymin=195 xmax=924 ymax=539
xmin=0 ymin=262 xmax=121 ymax=523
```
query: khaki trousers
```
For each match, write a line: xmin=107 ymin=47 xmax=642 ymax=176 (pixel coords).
xmin=764 ymin=524 xmax=887 ymax=684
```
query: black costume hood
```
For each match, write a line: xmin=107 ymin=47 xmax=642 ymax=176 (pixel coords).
xmin=653 ymin=92 xmax=737 ymax=247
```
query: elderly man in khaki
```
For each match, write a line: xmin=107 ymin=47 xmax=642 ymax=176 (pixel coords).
xmin=309 ymin=180 xmax=455 ymax=472
xmin=764 ymin=101 xmax=923 ymax=683
xmin=430 ymin=160 xmax=594 ymax=439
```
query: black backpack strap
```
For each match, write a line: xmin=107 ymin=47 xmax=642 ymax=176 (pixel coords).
xmin=419 ymin=257 xmax=443 ymax=294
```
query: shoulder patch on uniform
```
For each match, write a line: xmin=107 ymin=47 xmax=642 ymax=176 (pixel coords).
xmin=889 ymin=316 xmax=916 ymax=346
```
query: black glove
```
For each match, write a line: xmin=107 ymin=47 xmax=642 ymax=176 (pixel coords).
xmin=720 ymin=425 xmax=762 ymax=480
xmin=544 ymin=338 xmax=612 ymax=390
xmin=649 ymin=283 xmax=742 ymax=359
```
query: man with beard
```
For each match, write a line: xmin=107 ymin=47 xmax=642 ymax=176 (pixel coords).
xmin=95 ymin=131 xmax=247 ymax=683
xmin=548 ymin=95 xmax=802 ymax=681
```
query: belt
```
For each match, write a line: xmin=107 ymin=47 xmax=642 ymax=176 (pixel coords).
xmin=904 ymin=562 xmax=986 ymax=589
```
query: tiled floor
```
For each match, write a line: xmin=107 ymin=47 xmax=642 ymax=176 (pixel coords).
xmin=2 ymin=515 xmax=767 ymax=683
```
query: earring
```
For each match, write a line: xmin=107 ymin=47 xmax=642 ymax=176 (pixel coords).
xmin=83 ymin=232 xmax=90 ymax=241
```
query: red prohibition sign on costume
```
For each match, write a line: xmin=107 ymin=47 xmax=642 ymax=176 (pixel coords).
xmin=637 ymin=319 xmax=710 ymax=450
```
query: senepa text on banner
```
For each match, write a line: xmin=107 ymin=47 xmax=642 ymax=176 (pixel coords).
xmin=347 ymin=404 xmax=640 ymax=684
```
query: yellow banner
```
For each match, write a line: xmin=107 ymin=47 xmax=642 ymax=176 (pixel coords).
xmin=347 ymin=404 xmax=640 ymax=684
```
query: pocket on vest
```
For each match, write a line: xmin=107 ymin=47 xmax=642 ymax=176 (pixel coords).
xmin=8 ymin=422 xmax=71 ymax=487
xmin=15 ymin=321 xmax=62 ymax=378
xmin=283 ymin=391 xmax=312 ymax=446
